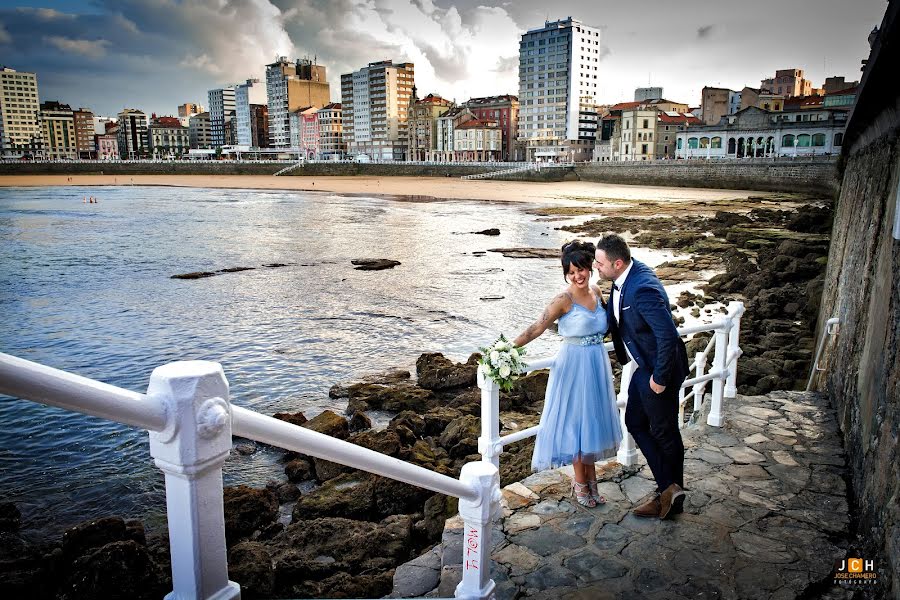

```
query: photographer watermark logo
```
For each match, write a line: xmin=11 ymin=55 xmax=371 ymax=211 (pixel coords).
xmin=833 ymin=558 xmax=877 ymax=586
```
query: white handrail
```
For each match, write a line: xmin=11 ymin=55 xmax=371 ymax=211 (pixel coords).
xmin=806 ymin=317 xmax=840 ymax=391
xmin=232 ymin=406 xmax=478 ymax=501
xmin=0 ymin=352 xmax=168 ymax=431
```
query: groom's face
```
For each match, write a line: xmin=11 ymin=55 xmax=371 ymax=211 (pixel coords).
xmin=593 ymin=249 xmax=622 ymax=281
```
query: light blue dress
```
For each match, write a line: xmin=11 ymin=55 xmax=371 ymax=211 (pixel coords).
xmin=531 ymin=296 xmax=623 ymax=471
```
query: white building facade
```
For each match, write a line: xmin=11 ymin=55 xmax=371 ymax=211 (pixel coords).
xmin=0 ymin=67 xmax=43 ymax=158
xmin=340 ymin=60 xmax=415 ymax=161
xmin=675 ymin=106 xmax=848 ymax=159
xmin=234 ymin=79 xmax=267 ymax=147
xmin=517 ymin=17 xmax=603 ymax=161
xmin=317 ymin=103 xmax=344 ymax=159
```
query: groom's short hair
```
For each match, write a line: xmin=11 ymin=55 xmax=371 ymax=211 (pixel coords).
xmin=596 ymin=234 xmax=631 ymax=264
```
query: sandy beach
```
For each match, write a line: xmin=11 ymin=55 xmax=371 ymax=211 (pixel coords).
xmin=0 ymin=174 xmax=774 ymax=208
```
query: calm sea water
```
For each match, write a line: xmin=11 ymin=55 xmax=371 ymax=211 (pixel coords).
xmin=0 ymin=185 xmax=700 ymax=540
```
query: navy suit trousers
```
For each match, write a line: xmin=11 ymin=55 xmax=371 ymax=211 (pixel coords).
xmin=625 ymin=367 xmax=685 ymax=492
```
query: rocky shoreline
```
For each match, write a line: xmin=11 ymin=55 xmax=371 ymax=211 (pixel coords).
xmin=0 ymin=197 xmax=833 ymax=599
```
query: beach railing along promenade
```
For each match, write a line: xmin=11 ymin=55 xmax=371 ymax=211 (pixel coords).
xmin=0 ymin=301 xmax=744 ymax=600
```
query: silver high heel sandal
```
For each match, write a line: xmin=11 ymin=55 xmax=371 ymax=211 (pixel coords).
xmin=572 ymin=481 xmax=597 ymax=508
xmin=589 ymin=480 xmax=607 ymax=505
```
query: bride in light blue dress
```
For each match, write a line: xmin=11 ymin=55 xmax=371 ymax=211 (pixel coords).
xmin=513 ymin=240 xmax=622 ymax=507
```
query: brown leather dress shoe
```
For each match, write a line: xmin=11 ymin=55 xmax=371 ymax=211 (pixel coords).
xmin=659 ymin=483 xmax=685 ymax=520
xmin=632 ymin=494 xmax=661 ymax=518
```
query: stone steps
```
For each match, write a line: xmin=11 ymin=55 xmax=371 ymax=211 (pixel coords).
xmin=388 ymin=391 xmax=858 ymax=600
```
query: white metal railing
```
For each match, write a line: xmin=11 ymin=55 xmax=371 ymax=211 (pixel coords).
xmin=806 ymin=317 xmax=840 ymax=391
xmin=477 ymin=301 xmax=745 ymax=469
xmin=0 ymin=354 xmax=500 ymax=600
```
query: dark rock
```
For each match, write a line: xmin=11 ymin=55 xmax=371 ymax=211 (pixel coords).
xmin=292 ymin=474 xmax=376 ymax=521
xmin=223 ymin=485 xmax=279 ymax=546
xmin=423 ymin=494 xmax=458 ymax=540
xmin=342 ymin=382 xmax=436 ymax=414
xmin=472 ymin=228 xmax=500 ymax=236
xmin=423 ymin=407 xmax=464 ymax=437
xmin=124 ymin=520 xmax=145 ymax=546
xmin=373 ymin=476 xmax=432 ymax=517
xmin=62 ymin=517 xmax=128 ymax=561
xmin=228 ymin=541 xmax=275 ymax=598
xmin=284 ymin=458 xmax=314 ymax=482
xmin=349 ymin=429 xmax=402 ymax=456
xmin=351 ymin=259 xmax=401 ymax=271
xmin=348 ymin=411 xmax=372 ymax=433
xmin=268 ymin=481 xmax=302 ymax=503
xmin=170 ymin=271 xmax=216 ymax=279
xmin=389 ymin=411 xmax=426 ymax=437
xmin=233 ymin=441 xmax=257 ymax=455
xmin=0 ymin=502 xmax=21 ymax=533
xmin=58 ymin=540 xmax=166 ymax=600
xmin=302 ymin=410 xmax=349 ymax=440
xmin=486 ymin=247 xmax=559 ymax=259
xmin=312 ymin=457 xmax=351 ymax=482
xmin=438 ymin=415 xmax=480 ymax=450
xmin=415 ymin=352 xmax=478 ymax=390
xmin=218 ymin=266 xmax=254 ymax=274
xmin=273 ymin=411 xmax=307 ymax=427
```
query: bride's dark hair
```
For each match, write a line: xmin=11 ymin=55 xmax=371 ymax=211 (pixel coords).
xmin=561 ymin=240 xmax=596 ymax=281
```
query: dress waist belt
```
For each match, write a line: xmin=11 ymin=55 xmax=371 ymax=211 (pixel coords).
xmin=562 ymin=332 xmax=606 ymax=346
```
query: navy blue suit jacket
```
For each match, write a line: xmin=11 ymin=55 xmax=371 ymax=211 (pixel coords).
xmin=607 ymin=259 xmax=689 ymax=386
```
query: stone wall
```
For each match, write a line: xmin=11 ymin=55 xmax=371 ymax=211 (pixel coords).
xmin=813 ymin=1 xmax=900 ymax=595
xmin=576 ymin=158 xmax=840 ymax=195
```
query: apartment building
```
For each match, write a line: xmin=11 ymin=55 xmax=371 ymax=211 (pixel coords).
xmin=341 ymin=60 xmax=415 ymax=161
xmin=234 ymin=79 xmax=267 ymax=147
xmin=189 ymin=112 xmax=212 ymax=149
xmin=149 ymin=115 xmax=190 ymax=158
xmin=207 ymin=86 xmax=236 ymax=147
xmin=0 ymin=66 xmax=43 ymax=158
xmin=463 ymin=95 xmax=520 ymax=161
xmin=517 ymin=17 xmax=603 ymax=161
xmin=454 ymin=118 xmax=502 ymax=161
xmin=72 ymin=108 xmax=95 ymax=159
xmin=314 ymin=103 xmax=344 ymax=160
xmin=266 ymin=57 xmax=331 ymax=148
xmin=761 ymin=68 xmax=813 ymax=98
xmin=117 ymin=108 xmax=149 ymax=158
xmin=40 ymin=101 xmax=77 ymax=160
xmin=408 ymin=92 xmax=454 ymax=161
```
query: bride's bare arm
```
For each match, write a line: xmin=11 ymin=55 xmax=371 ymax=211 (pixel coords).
xmin=513 ymin=293 xmax=569 ymax=347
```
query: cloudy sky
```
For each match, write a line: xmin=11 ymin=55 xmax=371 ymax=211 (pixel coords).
xmin=0 ymin=0 xmax=886 ymax=117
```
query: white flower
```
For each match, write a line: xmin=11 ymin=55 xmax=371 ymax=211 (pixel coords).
xmin=499 ymin=365 xmax=511 ymax=378
xmin=490 ymin=350 xmax=500 ymax=364
xmin=479 ymin=364 xmax=490 ymax=376
xmin=510 ymin=348 xmax=520 ymax=359
xmin=496 ymin=341 xmax=511 ymax=351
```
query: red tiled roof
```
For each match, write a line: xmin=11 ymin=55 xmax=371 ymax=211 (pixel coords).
xmin=457 ymin=118 xmax=499 ymax=129
xmin=416 ymin=93 xmax=453 ymax=106
xmin=610 ymin=101 xmax=641 ymax=110
xmin=321 ymin=102 xmax=342 ymax=110
xmin=657 ymin=112 xmax=702 ymax=124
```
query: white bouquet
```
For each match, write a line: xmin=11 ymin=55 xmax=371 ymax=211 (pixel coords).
xmin=478 ymin=335 xmax=527 ymax=392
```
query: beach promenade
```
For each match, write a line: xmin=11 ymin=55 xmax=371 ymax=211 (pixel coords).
xmin=390 ymin=390 xmax=859 ymax=600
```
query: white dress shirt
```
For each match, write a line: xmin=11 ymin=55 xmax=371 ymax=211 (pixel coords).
xmin=612 ymin=260 xmax=636 ymax=363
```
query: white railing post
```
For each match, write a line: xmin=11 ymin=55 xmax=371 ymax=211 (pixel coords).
xmin=477 ymin=369 xmax=501 ymax=470
xmin=455 ymin=461 xmax=500 ymax=600
xmin=707 ymin=323 xmax=730 ymax=427
xmin=148 ymin=361 xmax=240 ymax=600
xmin=724 ymin=301 xmax=743 ymax=398
xmin=693 ymin=352 xmax=707 ymax=413
xmin=678 ymin=387 xmax=686 ymax=429
xmin=616 ymin=361 xmax=639 ymax=466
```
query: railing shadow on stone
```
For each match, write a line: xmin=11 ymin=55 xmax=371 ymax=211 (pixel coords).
xmin=0 ymin=301 xmax=744 ymax=600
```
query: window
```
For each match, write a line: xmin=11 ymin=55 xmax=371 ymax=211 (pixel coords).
xmin=677 ymin=138 xmax=683 ymax=150
xmin=688 ymin=137 xmax=698 ymax=149
xmin=782 ymin=134 xmax=795 ymax=147
xmin=641 ymin=144 xmax=648 ymax=154
xmin=711 ymin=136 xmax=722 ymax=149
xmin=699 ymin=137 xmax=709 ymax=148
xmin=812 ymin=133 xmax=826 ymax=146
xmin=797 ymin=134 xmax=811 ymax=147
xmin=643 ymin=119 xmax=649 ymax=128
xmin=834 ymin=132 xmax=843 ymax=147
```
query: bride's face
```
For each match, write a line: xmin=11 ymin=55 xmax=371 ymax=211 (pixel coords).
xmin=566 ymin=264 xmax=591 ymax=289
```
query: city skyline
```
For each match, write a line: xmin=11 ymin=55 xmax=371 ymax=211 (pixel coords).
xmin=0 ymin=0 xmax=886 ymax=117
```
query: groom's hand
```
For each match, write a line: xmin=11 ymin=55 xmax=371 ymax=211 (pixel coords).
xmin=649 ymin=375 xmax=666 ymax=394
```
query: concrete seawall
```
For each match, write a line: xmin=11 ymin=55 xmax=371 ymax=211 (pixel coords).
xmin=0 ymin=158 xmax=837 ymax=193
xmin=574 ymin=158 xmax=839 ymax=195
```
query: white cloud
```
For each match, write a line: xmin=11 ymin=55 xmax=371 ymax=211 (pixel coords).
xmin=44 ymin=36 xmax=111 ymax=59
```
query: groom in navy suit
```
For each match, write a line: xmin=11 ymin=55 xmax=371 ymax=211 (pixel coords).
xmin=594 ymin=234 xmax=690 ymax=519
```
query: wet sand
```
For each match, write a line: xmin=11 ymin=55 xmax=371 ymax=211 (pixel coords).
xmin=0 ymin=174 xmax=784 ymax=210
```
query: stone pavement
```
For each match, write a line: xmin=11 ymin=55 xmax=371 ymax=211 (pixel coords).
xmin=389 ymin=391 xmax=859 ymax=600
